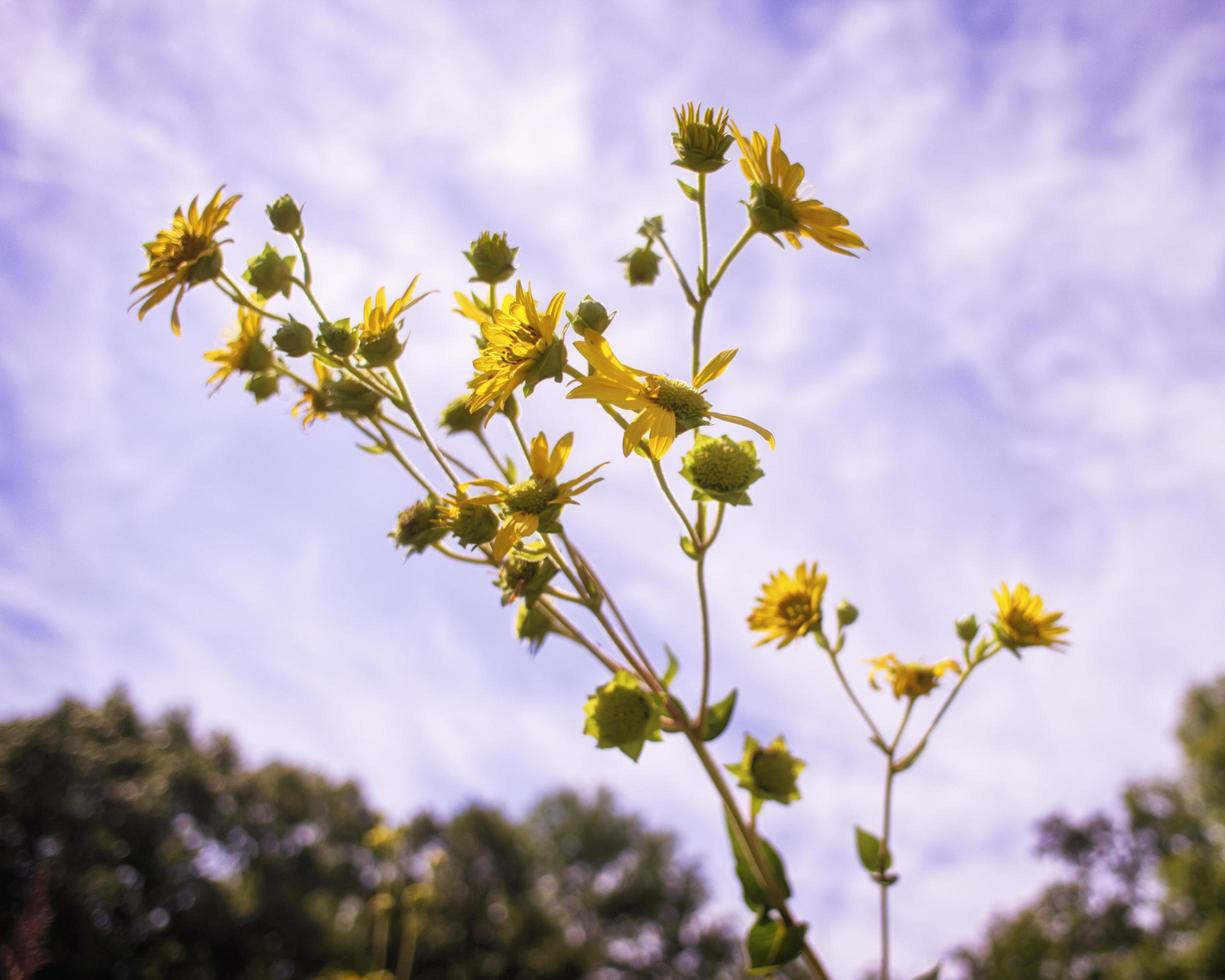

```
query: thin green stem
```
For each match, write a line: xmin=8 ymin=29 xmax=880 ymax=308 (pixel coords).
xmin=654 ymin=231 xmax=698 ymax=307
xmin=697 ymin=172 xmax=710 ymax=286
xmin=387 ymin=363 xmax=463 ymax=489
xmin=879 ymin=698 xmax=915 ymax=980
xmin=292 ymin=276 xmax=328 ymax=322
xmin=475 ymin=429 xmax=512 ymax=481
xmin=825 ymin=643 xmax=888 ymax=750
xmin=431 ymin=542 xmax=488 ymax=565
xmin=369 ymin=418 xmax=441 ymax=498
xmin=214 ymin=278 xmax=292 ymax=325
xmin=507 ymin=413 xmax=533 ymax=461
xmin=707 ymin=226 xmax=755 ymax=293
xmin=292 ymin=230 xmax=313 ymax=289
xmin=379 ymin=416 xmax=480 ymax=481
xmin=694 ymin=549 xmax=713 ymax=732
xmin=690 ymin=301 xmax=707 ymax=378
xmin=650 ymin=458 xmax=699 ymax=543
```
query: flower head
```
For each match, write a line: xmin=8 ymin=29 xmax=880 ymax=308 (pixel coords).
xmin=464 ymin=231 xmax=518 ymax=285
xmin=292 ymin=361 xmax=333 ymax=427
xmin=731 ymin=123 xmax=866 ymax=256
xmin=681 ymin=433 xmax=764 ymax=506
xmin=462 ymin=432 xmax=605 ymax=560
xmin=726 ymin=734 xmax=804 ymax=814
xmin=466 ymin=282 xmax=568 ymax=416
xmin=436 ymin=492 xmax=499 ymax=549
xmin=567 ymin=331 xmax=774 ymax=460
xmin=583 ymin=670 xmax=664 ymax=761
xmin=619 ymin=244 xmax=661 ymax=286
xmin=265 ymin=194 xmax=303 ymax=235
xmin=439 ymin=395 xmax=484 ymax=435
xmin=203 ymin=306 xmax=273 ymax=392
xmin=358 ymin=276 xmax=429 ymax=368
xmin=866 ymin=654 xmax=960 ymax=700
xmin=992 ymin=583 xmax=1069 ymax=651
xmin=671 ymin=102 xmax=735 ymax=174
xmin=131 ymin=187 xmax=241 ymax=334
xmin=243 ymin=243 xmax=296 ymax=300
xmin=748 ymin=563 xmax=828 ymax=648
xmin=496 ymin=555 xmax=558 ymax=608
xmin=391 ymin=497 xmax=447 ymax=556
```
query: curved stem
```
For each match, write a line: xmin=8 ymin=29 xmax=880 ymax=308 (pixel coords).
xmin=825 ymin=645 xmax=887 ymax=750
xmin=653 ymin=231 xmax=697 ymax=307
xmin=214 ymin=277 xmax=293 ymax=325
xmin=369 ymin=418 xmax=441 ymax=498
xmin=292 ymin=230 xmax=313 ymax=289
xmin=387 ymin=363 xmax=463 ymax=489
xmin=431 ymin=542 xmax=488 ymax=565
xmin=650 ymin=458 xmax=699 ymax=543
xmin=475 ymin=428 xmax=512 ymax=481
xmin=507 ymin=413 xmax=533 ymax=461
xmin=292 ymin=276 xmax=328 ymax=322
xmin=707 ymin=226 xmax=755 ymax=293
xmin=380 ymin=416 xmax=480 ymax=481
xmin=694 ymin=549 xmax=714 ymax=732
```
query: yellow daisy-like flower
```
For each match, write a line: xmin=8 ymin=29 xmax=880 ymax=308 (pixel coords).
xmin=130 ymin=187 xmax=241 ymax=334
xmin=462 ymin=432 xmax=605 ymax=561
xmin=567 ymin=331 xmax=774 ymax=460
xmin=466 ymin=282 xmax=567 ymax=416
xmin=292 ymin=360 xmax=332 ymax=428
xmin=866 ymin=654 xmax=961 ymax=700
xmin=203 ymin=305 xmax=273 ymax=392
xmin=731 ymin=123 xmax=866 ymax=256
xmin=992 ymin=583 xmax=1069 ymax=650
xmin=748 ymin=563 xmax=828 ymax=649
xmin=356 ymin=275 xmax=429 ymax=367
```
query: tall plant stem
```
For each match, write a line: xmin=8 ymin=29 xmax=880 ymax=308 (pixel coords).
xmin=879 ymin=698 xmax=915 ymax=980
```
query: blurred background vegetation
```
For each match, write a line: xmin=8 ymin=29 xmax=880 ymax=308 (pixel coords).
xmin=1 ymin=677 xmax=1223 ymax=979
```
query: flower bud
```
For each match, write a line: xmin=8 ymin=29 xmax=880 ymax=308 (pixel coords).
xmin=726 ymin=734 xmax=804 ymax=813
xmin=671 ymin=103 xmax=734 ymax=174
xmin=619 ymin=245 xmax=661 ymax=286
xmin=515 ymin=602 xmax=551 ymax=653
xmin=319 ymin=318 xmax=357 ymax=357
xmin=955 ymin=615 xmax=980 ymax=643
xmin=680 ymin=434 xmax=763 ymax=506
xmin=568 ymin=297 xmax=612 ymax=335
xmin=582 ymin=670 xmax=664 ymax=761
xmin=463 ymin=231 xmax=518 ymax=284
xmin=746 ymin=183 xmax=800 ymax=236
xmin=273 ymin=318 xmax=314 ymax=357
xmin=497 ymin=556 xmax=558 ymax=607
xmin=446 ymin=501 xmax=498 ymax=548
xmin=325 ymin=377 xmax=380 ymax=417
xmin=266 ymin=194 xmax=303 ymax=235
xmin=357 ymin=329 xmax=405 ymax=369
xmin=243 ymin=244 xmax=297 ymax=300
xmin=391 ymin=497 xmax=446 ymax=555
xmin=837 ymin=600 xmax=859 ymax=628
xmin=245 ymin=372 xmax=279 ymax=403
xmin=439 ymin=395 xmax=483 ymax=435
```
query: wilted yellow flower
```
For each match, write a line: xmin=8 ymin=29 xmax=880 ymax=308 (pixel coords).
xmin=203 ymin=306 xmax=273 ymax=392
xmin=466 ymin=282 xmax=567 ymax=416
xmin=357 ymin=276 xmax=428 ymax=367
xmin=992 ymin=583 xmax=1069 ymax=650
xmin=866 ymin=654 xmax=960 ymax=700
xmin=671 ymin=102 xmax=735 ymax=174
xmin=463 ymin=432 xmax=605 ymax=560
xmin=731 ymin=123 xmax=866 ymax=256
xmin=567 ymin=331 xmax=774 ymax=460
xmin=130 ymin=187 xmax=241 ymax=334
xmin=748 ymin=563 xmax=828 ymax=648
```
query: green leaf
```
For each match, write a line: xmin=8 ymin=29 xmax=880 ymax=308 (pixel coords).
xmin=746 ymin=913 xmax=807 ymax=973
xmin=676 ymin=179 xmax=700 ymax=202
xmin=662 ymin=647 xmax=680 ymax=689
xmin=910 ymin=965 xmax=940 ymax=980
xmin=700 ymin=688 xmax=737 ymax=741
xmin=855 ymin=826 xmax=892 ymax=873
xmin=679 ymin=536 xmax=699 ymax=560
xmin=356 ymin=442 xmax=387 ymax=455
xmin=504 ymin=457 xmax=517 ymax=482
xmin=725 ymin=811 xmax=791 ymax=913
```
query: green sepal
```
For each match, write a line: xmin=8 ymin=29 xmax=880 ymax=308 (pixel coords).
xmin=637 ymin=215 xmax=664 ymax=238
xmin=243 ymin=243 xmax=296 ymax=300
xmin=746 ymin=913 xmax=807 ymax=973
xmin=662 ymin=647 xmax=680 ymax=689
xmin=523 ymin=337 xmax=566 ymax=394
xmin=724 ymin=810 xmax=791 ymax=913
xmin=319 ymin=318 xmax=357 ymax=357
xmin=679 ymin=536 xmax=699 ymax=560
xmin=676 ymin=179 xmax=700 ymax=202
xmin=699 ymin=688 xmax=737 ymax=741
xmin=855 ymin=826 xmax=893 ymax=874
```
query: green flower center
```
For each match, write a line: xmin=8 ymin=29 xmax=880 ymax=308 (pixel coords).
xmin=594 ymin=686 xmax=652 ymax=746
xmin=689 ymin=438 xmax=756 ymax=492
xmin=651 ymin=378 xmax=710 ymax=421
xmin=751 ymin=749 xmax=795 ymax=797
xmin=505 ymin=478 xmax=557 ymax=515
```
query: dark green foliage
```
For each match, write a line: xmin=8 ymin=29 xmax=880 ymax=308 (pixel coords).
xmin=957 ymin=675 xmax=1225 ymax=978
xmin=0 ymin=690 xmax=739 ymax=979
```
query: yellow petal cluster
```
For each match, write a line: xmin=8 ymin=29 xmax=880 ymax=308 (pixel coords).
xmin=992 ymin=583 xmax=1069 ymax=650
xmin=466 ymin=282 xmax=566 ymax=416
xmin=748 ymin=563 xmax=828 ymax=649
xmin=866 ymin=654 xmax=960 ymax=700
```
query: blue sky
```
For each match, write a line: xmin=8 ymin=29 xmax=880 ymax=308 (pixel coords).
xmin=2 ymin=0 xmax=1224 ymax=974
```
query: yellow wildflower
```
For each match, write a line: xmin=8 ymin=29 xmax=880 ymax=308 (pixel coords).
xmin=567 ymin=331 xmax=774 ymax=460
xmin=731 ymin=123 xmax=866 ymax=256
xmin=462 ymin=432 xmax=605 ymax=560
xmin=671 ymin=102 xmax=735 ymax=174
xmin=130 ymin=187 xmax=241 ymax=334
xmin=203 ymin=306 xmax=272 ymax=392
xmin=292 ymin=360 xmax=332 ymax=428
xmin=357 ymin=276 xmax=429 ymax=367
xmin=748 ymin=563 xmax=828 ymax=648
xmin=866 ymin=654 xmax=961 ymax=700
xmin=992 ymin=583 xmax=1069 ymax=650
xmin=466 ymin=282 xmax=567 ymax=416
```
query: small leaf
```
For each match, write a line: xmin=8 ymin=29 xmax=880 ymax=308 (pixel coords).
xmin=679 ymin=536 xmax=699 ymax=560
xmin=504 ymin=457 xmax=517 ymax=482
xmin=700 ymin=688 xmax=737 ymax=741
xmin=676 ymin=179 xmax=700 ymax=202
xmin=909 ymin=965 xmax=940 ymax=980
xmin=746 ymin=914 xmax=807 ymax=973
xmin=855 ymin=826 xmax=892 ymax=873
xmin=662 ymin=647 xmax=680 ymax=689
xmin=356 ymin=442 xmax=387 ymax=455
xmin=726 ymin=811 xmax=791 ymax=913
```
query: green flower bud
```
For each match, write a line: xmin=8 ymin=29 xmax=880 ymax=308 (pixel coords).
xmin=837 ymin=600 xmax=859 ymax=628
xmin=324 ymin=377 xmax=380 ymax=417
xmin=243 ymin=243 xmax=297 ymax=300
xmin=582 ymin=670 xmax=664 ymax=761
xmin=185 ymin=248 xmax=223 ymax=285
xmin=237 ymin=336 xmax=274 ymax=374
xmin=358 ymin=329 xmax=405 ymax=369
xmin=746 ymin=183 xmax=800 ymax=236
xmin=619 ymin=245 xmax=661 ymax=286
xmin=679 ymin=434 xmax=763 ymax=506
xmin=319 ymin=318 xmax=357 ymax=357
xmin=497 ymin=556 xmax=558 ymax=608
xmin=439 ymin=395 xmax=483 ymax=435
xmin=671 ymin=103 xmax=734 ymax=174
xmin=391 ymin=497 xmax=447 ymax=555
xmin=273 ymin=318 xmax=314 ymax=357
xmin=956 ymin=615 xmax=980 ymax=643
xmin=245 ymin=372 xmax=279 ymax=403
xmin=463 ymin=231 xmax=518 ymax=284
xmin=568 ymin=297 xmax=612 ymax=335
xmin=445 ymin=502 xmax=499 ymax=549
xmin=726 ymin=734 xmax=804 ymax=814
xmin=515 ymin=602 xmax=551 ymax=653
xmin=266 ymin=194 xmax=303 ymax=235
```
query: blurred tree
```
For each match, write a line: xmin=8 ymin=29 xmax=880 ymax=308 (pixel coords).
xmin=955 ymin=674 xmax=1225 ymax=978
xmin=0 ymin=690 xmax=738 ymax=979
